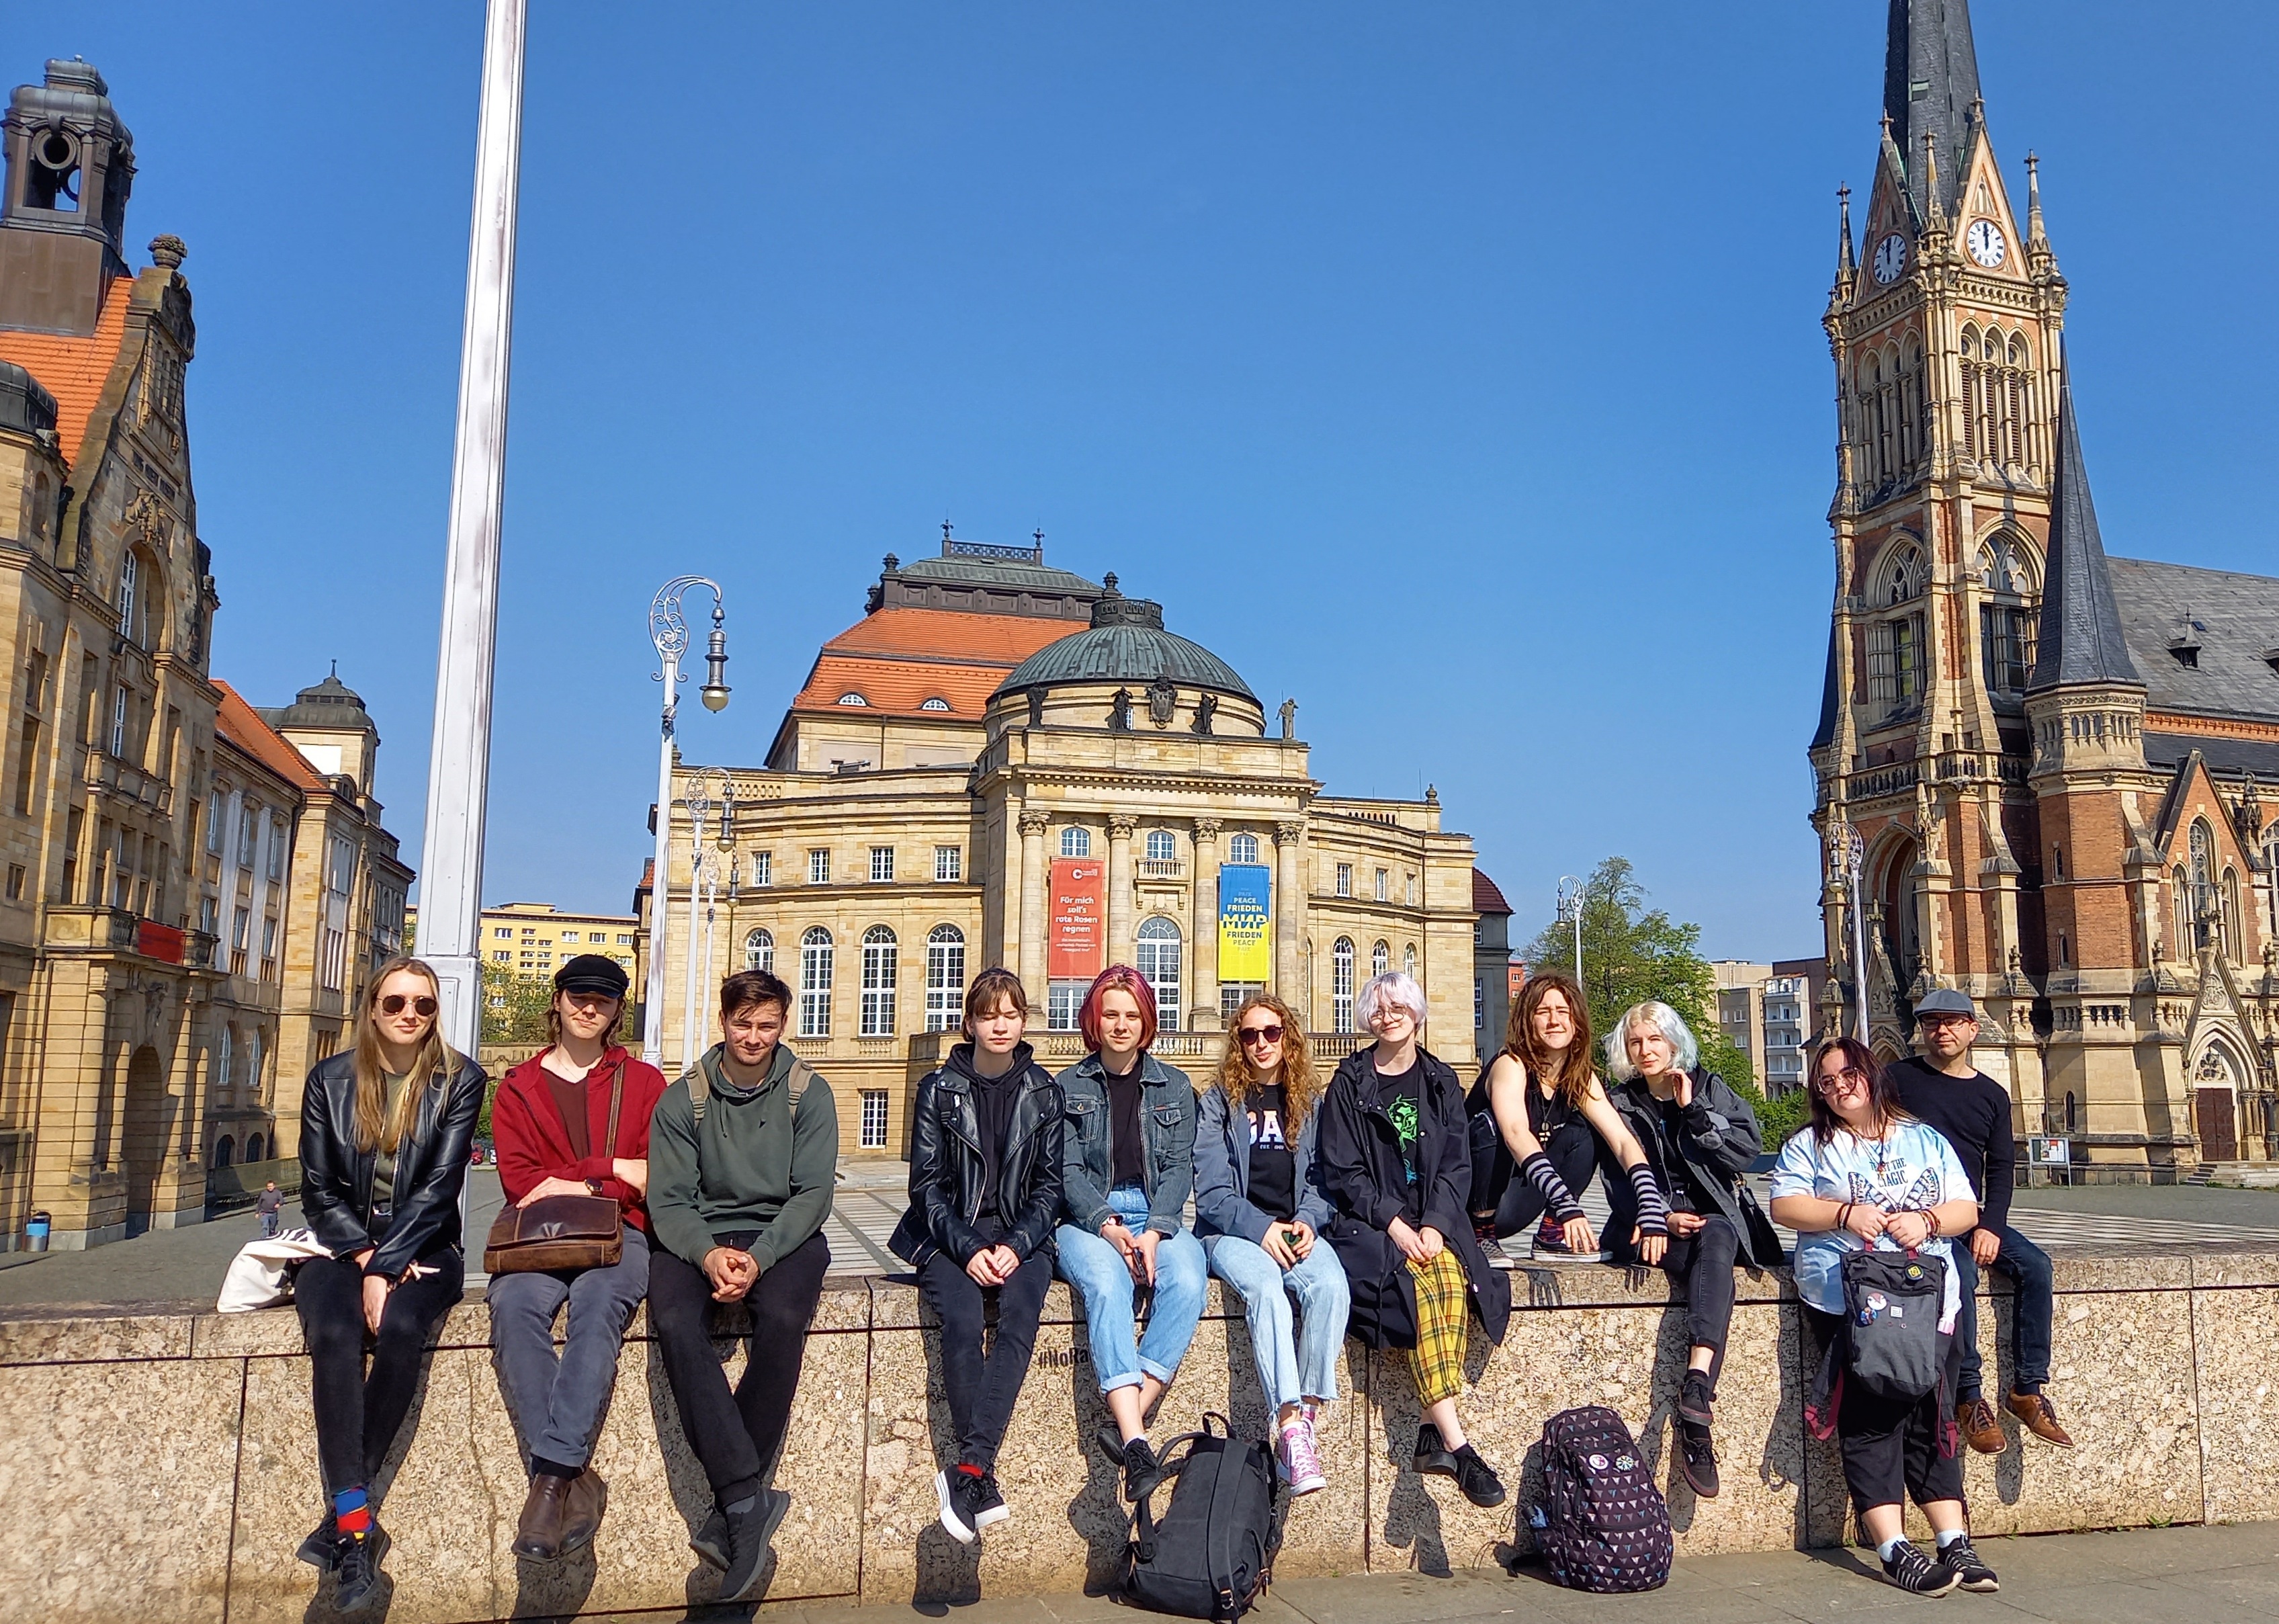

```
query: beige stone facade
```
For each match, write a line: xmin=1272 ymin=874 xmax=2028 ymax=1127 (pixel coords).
xmin=1807 ymin=9 xmax=2277 ymax=1177
xmin=651 ymin=539 xmax=1492 ymax=1158
xmin=0 ymin=61 xmax=409 ymax=1244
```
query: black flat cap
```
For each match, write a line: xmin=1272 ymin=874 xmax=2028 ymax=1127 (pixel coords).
xmin=555 ymin=953 xmax=630 ymax=998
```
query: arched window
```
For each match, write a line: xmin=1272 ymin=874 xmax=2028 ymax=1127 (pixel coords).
xmin=1060 ymin=826 xmax=1092 ymax=858
xmin=218 ymin=1025 xmax=234 ymax=1098
xmin=245 ymin=1133 xmax=265 ymax=1164
xmin=799 ymin=927 xmax=834 ymax=1038
xmin=2222 ymin=869 xmax=2243 ymax=961
xmin=1228 ymin=832 xmax=1260 ymax=865
xmin=1881 ymin=542 xmax=1928 ymax=606
xmin=211 ymin=1136 xmax=235 ymax=1169
xmin=2190 ymin=821 xmax=2218 ymax=951
xmin=745 ymin=927 xmax=774 ymax=973
xmin=1136 ymin=916 xmax=1182 ymax=1031
xmin=1404 ymin=943 xmax=1418 ymax=980
xmin=1332 ymin=938 xmax=1356 ymax=1033
xmin=925 ymin=925 xmax=965 ymax=1032
xmin=1371 ymin=940 xmax=1390 ymax=978
xmin=1146 ymin=830 xmax=1176 ymax=863
xmin=2172 ymin=865 xmax=2192 ymax=960
xmin=836 ymin=692 xmax=869 ymax=706
xmin=919 ymin=696 xmax=950 ymax=712
xmin=1978 ymin=535 xmax=2039 ymax=694
xmin=1957 ymin=327 xmax=1980 ymax=462
xmin=860 ymin=926 xmax=897 ymax=1037
xmin=1899 ymin=335 xmax=1924 ymax=468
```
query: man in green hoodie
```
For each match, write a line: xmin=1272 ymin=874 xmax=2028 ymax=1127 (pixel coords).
xmin=647 ymin=969 xmax=838 ymax=1603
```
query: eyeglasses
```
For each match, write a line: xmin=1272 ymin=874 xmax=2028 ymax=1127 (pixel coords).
xmin=1238 ymin=1023 xmax=1285 ymax=1047
xmin=1814 ymin=1065 xmax=1869 ymax=1096
xmin=379 ymin=994 xmax=438 ymax=1018
xmin=1918 ymin=1015 xmax=1975 ymax=1030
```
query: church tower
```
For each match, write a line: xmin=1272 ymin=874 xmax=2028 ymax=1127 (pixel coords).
xmin=1809 ymin=0 xmax=2072 ymax=1103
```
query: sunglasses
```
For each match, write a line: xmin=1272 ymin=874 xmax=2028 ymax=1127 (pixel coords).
xmin=1815 ymin=1065 xmax=1869 ymax=1095
xmin=379 ymin=994 xmax=438 ymax=1018
xmin=1238 ymin=1023 xmax=1285 ymax=1047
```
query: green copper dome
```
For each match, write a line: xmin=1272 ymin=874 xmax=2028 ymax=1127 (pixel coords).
xmin=994 ymin=577 xmax=1255 ymax=702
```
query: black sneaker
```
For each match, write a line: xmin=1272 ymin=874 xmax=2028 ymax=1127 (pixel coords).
xmin=333 ymin=1531 xmax=387 ymax=1616
xmin=718 ymin=1488 xmax=789 ymax=1604
xmin=1532 ymin=1218 xmax=1575 ymax=1255
xmin=1451 ymin=1444 xmax=1506 ymax=1508
xmin=974 ymin=1472 xmax=1010 ymax=1529
xmin=1094 ymin=1422 xmax=1128 ymax=1464
xmin=934 ymin=1468 xmax=984 ymax=1545
xmin=296 ymin=1515 xmax=340 ymax=1570
xmin=1413 ymin=1422 xmax=1459 ymax=1478
xmin=1881 ymin=1540 xmax=1961 ymax=1596
xmin=1122 ymin=1436 xmax=1160 ymax=1501
xmin=1938 ymin=1535 xmax=1999 ymax=1592
xmin=689 ymin=1506 xmax=728 ymax=1571
xmin=1678 ymin=1370 xmax=1715 ymax=1428
xmin=1678 ymin=1424 xmax=1720 ymax=1498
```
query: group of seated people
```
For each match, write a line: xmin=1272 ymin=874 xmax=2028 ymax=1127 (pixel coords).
xmin=288 ymin=949 xmax=2069 ymax=1613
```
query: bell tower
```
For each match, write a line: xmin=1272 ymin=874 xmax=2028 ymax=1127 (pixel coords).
xmin=0 ymin=58 xmax=136 ymax=336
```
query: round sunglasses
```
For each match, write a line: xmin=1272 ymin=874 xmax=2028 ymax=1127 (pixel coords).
xmin=1238 ymin=1023 xmax=1285 ymax=1047
xmin=378 ymin=994 xmax=438 ymax=1018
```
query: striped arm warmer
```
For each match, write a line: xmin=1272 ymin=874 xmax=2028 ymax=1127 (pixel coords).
xmin=1628 ymin=1163 xmax=1670 ymax=1237
xmin=1518 ymin=1151 xmax=1584 ymax=1222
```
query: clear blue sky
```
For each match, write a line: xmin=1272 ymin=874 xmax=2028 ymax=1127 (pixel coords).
xmin=24 ymin=2 xmax=2276 ymax=959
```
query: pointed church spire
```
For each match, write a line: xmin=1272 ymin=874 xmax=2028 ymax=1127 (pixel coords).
xmin=2027 ymin=380 xmax=2141 ymax=693
xmin=1883 ymin=0 xmax=1983 ymax=222
xmin=2024 ymin=151 xmax=2047 ymax=245
xmin=1837 ymin=185 xmax=1857 ymax=273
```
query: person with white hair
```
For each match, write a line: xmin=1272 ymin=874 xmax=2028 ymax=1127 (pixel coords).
xmin=1317 ymin=972 xmax=1512 ymax=1508
xmin=1602 ymin=999 xmax=1770 ymax=1502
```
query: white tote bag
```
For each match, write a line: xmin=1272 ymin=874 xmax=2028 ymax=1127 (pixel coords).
xmin=216 ymin=1226 xmax=332 ymax=1313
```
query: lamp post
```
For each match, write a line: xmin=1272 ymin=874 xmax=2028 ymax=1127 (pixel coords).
xmin=642 ymin=577 xmax=730 ymax=1066
xmin=413 ymin=0 xmax=526 ymax=1062
xmin=1556 ymin=875 xmax=1584 ymax=992
xmin=1844 ymin=826 xmax=1868 ymax=1043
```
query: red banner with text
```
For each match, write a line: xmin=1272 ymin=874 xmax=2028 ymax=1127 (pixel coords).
xmin=1049 ymin=859 xmax=1105 ymax=980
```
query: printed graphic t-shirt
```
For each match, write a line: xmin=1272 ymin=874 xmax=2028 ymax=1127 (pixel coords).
xmin=1768 ymin=1119 xmax=1973 ymax=1329
xmin=1245 ymin=1083 xmax=1297 ymax=1222
xmin=1376 ymin=1061 xmax=1423 ymax=1191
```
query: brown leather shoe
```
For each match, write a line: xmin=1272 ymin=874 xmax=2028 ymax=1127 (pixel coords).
xmin=558 ymin=1468 xmax=607 ymax=1554
xmin=1958 ymin=1396 xmax=2006 ymax=1454
xmin=511 ymin=1473 xmax=570 ymax=1561
xmin=2008 ymin=1390 xmax=2075 ymax=1447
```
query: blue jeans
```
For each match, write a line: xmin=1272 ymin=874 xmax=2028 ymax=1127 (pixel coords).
xmin=1056 ymin=1184 xmax=1207 ymax=1395
xmin=1205 ymin=1233 xmax=1349 ymax=1412
xmin=1951 ymin=1223 xmax=2054 ymax=1399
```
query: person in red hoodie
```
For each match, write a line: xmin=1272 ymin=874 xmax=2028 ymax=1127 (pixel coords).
xmin=487 ymin=954 xmax=666 ymax=1562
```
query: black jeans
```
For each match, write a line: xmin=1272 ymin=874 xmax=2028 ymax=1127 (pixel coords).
xmin=918 ymin=1248 xmax=1053 ymax=1471
xmin=1615 ymin=1215 xmax=1739 ymax=1387
xmin=649 ymin=1230 xmax=831 ymax=1505
xmin=296 ymin=1250 xmax=466 ymax=1498
xmin=1950 ymin=1224 xmax=2055 ymax=1400
xmin=1485 ymin=1118 xmax=1602 ymax=1237
xmin=1806 ymin=1308 xmax=1965 ymax=1515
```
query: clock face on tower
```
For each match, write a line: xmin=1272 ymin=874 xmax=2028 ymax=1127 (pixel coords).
xmin=1967 ymin=219 xmax=2008 ymax=268
xmin=1873 ymin=233 xmax=1908 ymax=285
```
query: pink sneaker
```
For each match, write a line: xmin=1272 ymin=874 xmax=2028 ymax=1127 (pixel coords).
xmin=1277 ymin=1415 xmax=1326 ymax=1496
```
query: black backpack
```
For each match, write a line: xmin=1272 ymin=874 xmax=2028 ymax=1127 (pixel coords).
xmin=1841 ymin=1248 xmax=1948 ymax=1401
xmin=1125 ymin=1414 xmax=1285 ymax=1620
xmin=1528 ymin=1405 xmax=1672 ymax=1593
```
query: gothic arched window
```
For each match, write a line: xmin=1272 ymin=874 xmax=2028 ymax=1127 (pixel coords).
xmin=1977 ymin=533 xmax=2039 ymax=694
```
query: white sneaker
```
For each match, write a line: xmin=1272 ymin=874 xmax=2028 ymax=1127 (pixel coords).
xmin=1277 ymin=1415 xmax=1327 ymax=1496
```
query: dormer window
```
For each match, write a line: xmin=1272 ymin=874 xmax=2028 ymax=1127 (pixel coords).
xmin=2167 ymin=617 xmax=2204 ymax=670
xmin=836 ymin=691 xmax=869 ymax=706
xmin=919 ymin=696 xmax=950 ymax=712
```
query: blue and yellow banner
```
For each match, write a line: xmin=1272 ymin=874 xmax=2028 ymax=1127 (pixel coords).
xmin=1216 ymin=863 xmax=1273 ymax=982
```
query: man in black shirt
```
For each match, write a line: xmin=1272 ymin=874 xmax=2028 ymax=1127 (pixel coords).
xmin=1890 ymin=990 xmax=2072 ymax=1453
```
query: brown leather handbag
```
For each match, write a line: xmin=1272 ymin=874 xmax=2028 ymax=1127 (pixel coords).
xmin=484 ymin=1059 xmax=626 ymax=1274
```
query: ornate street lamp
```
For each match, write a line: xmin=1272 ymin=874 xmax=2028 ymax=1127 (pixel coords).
xmin=1556 ymin=875 xmax=1584 ymax=992
xmin=644 ymin=576 xmax=729 ymax=1066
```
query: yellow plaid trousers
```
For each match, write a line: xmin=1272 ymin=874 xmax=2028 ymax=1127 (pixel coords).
xmin=1406 ymin=1247 xmax=1469 ymax=1406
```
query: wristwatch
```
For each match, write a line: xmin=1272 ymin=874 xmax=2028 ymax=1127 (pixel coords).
xmin=584 ymin=1178 xmax=604 ymax=1197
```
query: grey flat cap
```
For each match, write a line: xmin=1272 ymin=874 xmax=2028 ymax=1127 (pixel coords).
xmin=1914 ymin=988 xmax=1977 ymax=1019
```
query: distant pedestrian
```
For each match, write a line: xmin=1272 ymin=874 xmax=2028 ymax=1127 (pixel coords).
xmin=1889 ymin=989 xmax=2072 ymax=1452
xmin=256 ymin=1181 xmax=285 ymax=1238
xmin=294 ymin=956 xmax=486 ymax=1615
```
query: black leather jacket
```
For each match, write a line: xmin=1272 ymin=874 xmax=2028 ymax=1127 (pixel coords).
xmin=890 ymin=1042 xmax=1064 ymax=1271
xmin=299 ymin=1049 xmax=487 ymax=1281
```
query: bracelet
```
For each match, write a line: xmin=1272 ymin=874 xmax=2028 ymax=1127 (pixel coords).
xmin=1837 ymin=1203 xmax=1854 ymax=1230
xmin=1922 ymin=1209 xmax=1941 ymax=1238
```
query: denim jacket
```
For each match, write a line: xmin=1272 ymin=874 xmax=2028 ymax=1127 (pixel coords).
xmin=1193 ymin=1080 xmax=1333 ymax=1243
xmin=1058 ymin=1050 xmax=1196 ymax=1237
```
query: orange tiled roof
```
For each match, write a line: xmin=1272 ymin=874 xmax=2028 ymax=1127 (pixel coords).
xmin=212 ymin=680 xmax=325 ymax=793
xmin=822 ymin=607 xmax=1080 ymax=665
xmin=1473 ymin=869 xmax=1512 ymax=916
xmin=0 ymin=277 xmax=138 ymax=466
xmin=791 ymin=654 xmax=1010 ymax=719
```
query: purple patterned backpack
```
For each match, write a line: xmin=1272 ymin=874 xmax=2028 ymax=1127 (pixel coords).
xmin=1528 ymin=1405 xmax=1672 ymax=1592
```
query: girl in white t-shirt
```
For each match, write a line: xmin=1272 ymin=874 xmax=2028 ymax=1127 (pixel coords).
xmin=1770 ymin=1037 xmax=1994 ymax=1600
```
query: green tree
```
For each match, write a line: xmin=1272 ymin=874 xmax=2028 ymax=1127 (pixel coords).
xmin=1520 ymin=855 xmax=1770 ymax=1119
xmin=480 ymin=961 xmax=553 ymax=1046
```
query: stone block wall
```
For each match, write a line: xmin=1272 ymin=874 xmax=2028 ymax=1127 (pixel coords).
xmin=0 ymin=1250 xmax=2273 ymax=1623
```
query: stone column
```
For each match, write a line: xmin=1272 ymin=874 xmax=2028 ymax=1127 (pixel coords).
xmin=1107 ymin=814 xmax=1136 ymax=968
xmin=1191 ymin=818 xmax=1222 ymax=1029
xmin=1274 ymin=820 xmax=1305 ymax=1012
xmin=1017 ymin=810 xmax=1049 ymax=994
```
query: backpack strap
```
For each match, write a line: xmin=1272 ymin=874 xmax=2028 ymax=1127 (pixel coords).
xmin=687 ymin=1060 xmax=710 ymax=1129
xmin=787 ymin=1057 xmax=816 ymax=1108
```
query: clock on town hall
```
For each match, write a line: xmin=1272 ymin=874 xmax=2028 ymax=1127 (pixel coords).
xmin=1872 ymin=232 xmax=1908 ymax=284
xmin=1966 ymin=218 xmax=2007 ymax=267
